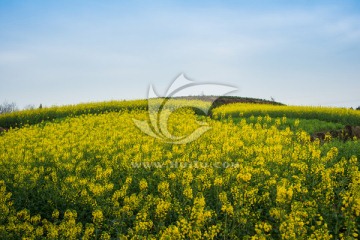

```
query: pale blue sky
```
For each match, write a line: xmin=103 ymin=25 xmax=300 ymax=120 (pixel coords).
xmin=0 ymin=0 xmax=360 ymax=108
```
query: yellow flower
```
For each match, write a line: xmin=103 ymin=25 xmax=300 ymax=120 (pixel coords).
xmin=158 ymin=181 xmax=170 ymax=197
xmin=160 ymin=225 xmax=181 ymax=240
xmin=236 ymin=172 xmax=252 ymax=182
xmin=183 ymin=186 xmax=193 ymax=199
xmin=214 ymin=177 xmax=223 ymax=186
xmin=155 ymin=200 xmax=171 ymax=219
xmin=92 ymin=209 xmax=103 ymax=225
xmin=139 ymin=179 xmax=148 ymax=191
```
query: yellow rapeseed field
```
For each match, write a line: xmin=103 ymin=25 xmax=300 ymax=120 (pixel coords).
xmin=213 ymin=103 xmax=360 ymax=125
xmin=0 ymin=100 xmax=359 ymax=239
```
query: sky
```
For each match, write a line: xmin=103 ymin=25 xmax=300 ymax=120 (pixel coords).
xmin=0 ymin=0 xmax=360 ymax=109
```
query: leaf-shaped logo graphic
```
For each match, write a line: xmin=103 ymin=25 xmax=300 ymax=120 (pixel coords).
xmin=133 ymin=74 xmax=237 ymax=144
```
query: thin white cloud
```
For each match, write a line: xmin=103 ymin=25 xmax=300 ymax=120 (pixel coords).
xmin=0 ymin=52 xmax=33 ymax=64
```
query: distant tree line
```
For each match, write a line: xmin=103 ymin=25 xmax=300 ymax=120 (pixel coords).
xmin=0 ymin=101 xmax=43 ymax=114
xmin=0 ymin=101 xmax=17 ymax=114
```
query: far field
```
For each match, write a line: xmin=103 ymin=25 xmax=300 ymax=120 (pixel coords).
xmin=0 ymin=97 xmax=359 ymax=239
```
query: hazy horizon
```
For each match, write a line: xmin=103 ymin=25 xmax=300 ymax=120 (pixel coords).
xmin=1 ymin=0 xmax=360 ymax=109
